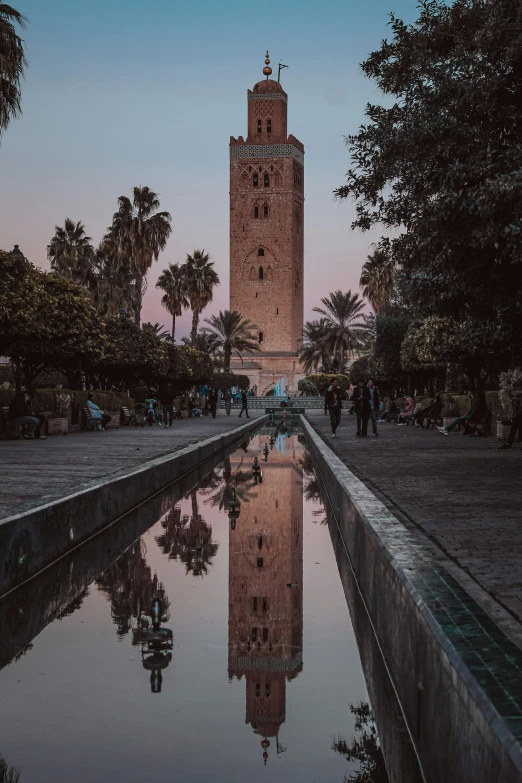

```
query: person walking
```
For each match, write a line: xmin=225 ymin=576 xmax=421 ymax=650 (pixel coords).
xmin=352 ymin=379 xmax=371 ymax=436
xmin=238 ymin=388 xmax=250 ymax=418
xmin=324 ymin=380 xmax=345 ymax=438
xmin=498 ymin=408 xmax=522 ymax=449
xmin=367 ymin=379 xmax=380 ymax=436
xmin=132 ymin=379 xmax=148 ymax=427
xmin=208 ymin=387 xmax=219 ymax=419
xmin=224 ymin=388 xmax=232 ymax=416
xmin=158 ymin=379 xmax=175 ymax=428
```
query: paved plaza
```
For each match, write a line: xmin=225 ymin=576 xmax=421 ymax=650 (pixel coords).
xmin=307 ymin=411 xmax=522 ymax=646
xmin=0 ymin=412 xmax=263 ymax=518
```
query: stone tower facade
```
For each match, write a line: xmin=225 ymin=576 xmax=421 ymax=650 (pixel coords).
xmin=228 ymin=432 xmax=304 ymax=763
xmin=229 ymin=54 xmax=305 ymax=395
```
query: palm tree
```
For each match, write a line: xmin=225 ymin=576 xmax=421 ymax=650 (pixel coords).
xmin=142 ymin=321 xmax=170 ymax=340
xmin=360 ymin=247 xmax=395 ymax=313
xmin=185 ymin=249 xmax=220 ymax=343
xmin=156 ymin=262 xmax=189 ymax=341
xmin=299 ymin=319 xmax=330 ymax=373
xmin=181 ymin=331 xmax=221 ymax=356
xmin=90 ymin=234 xmax=139 ymax=318
xmin=0 ymin=2 xmax=28 ymax=140
xmin=109 ymin=186 xmax=172 ymax=325
xmin=203 ymin=309 xmax=259 ymax=371
xmin=47 ymin=218 xmax=95 ymax=284
xmin=313 ymin=290 xmax=366 ymax=369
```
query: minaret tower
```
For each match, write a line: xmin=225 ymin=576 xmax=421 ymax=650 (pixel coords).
xmin=229 ymin=53 xmax=305 ymax=395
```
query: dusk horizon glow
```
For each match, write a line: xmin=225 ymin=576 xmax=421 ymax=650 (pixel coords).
xmin=1 ymin=0 xmax=418 ymax=338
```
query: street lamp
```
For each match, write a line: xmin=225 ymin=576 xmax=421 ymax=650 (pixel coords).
xmin=252 ymin=456 xmax=263 ymax=485
xmin=137 ymin=598 xmax=173 ymax=693
xmin=228 ymin=487 xmax=241 ymax=530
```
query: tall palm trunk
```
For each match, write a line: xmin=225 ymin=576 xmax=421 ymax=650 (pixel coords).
xmin=224 ymin=346 xmax=231 ymax=372
xmin=172 ymin=313 xmax=176 ymax=342
xmin=191 ymin=309 xmax=199 ymax=344
xmin=134 ymin=276 xmax=143 ymax=325
xmin=191 ymin=490 xmax=199 ymax=523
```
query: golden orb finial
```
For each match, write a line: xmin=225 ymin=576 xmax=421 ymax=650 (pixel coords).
xmin=263 ymin=50 xmax=272 ymax=79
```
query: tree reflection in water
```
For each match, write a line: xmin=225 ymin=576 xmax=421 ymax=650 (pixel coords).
xmin=203 ymin=456 xmax=258 ymax=511
xmin=0 ymin=754 xmax=21 ymax=783
xmin=155 ymin=489 xmax=218 ymax=578
xmin=96 ymin=540 xmax=170 ymax=641
xmin=332 ymin=702 xmax=389 ymax=783
xmin=299 ymin=450 xmax=326 ymax=524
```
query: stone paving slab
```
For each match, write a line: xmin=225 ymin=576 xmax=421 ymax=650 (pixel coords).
xmin=307 ymin=411 xmax=522 ymax=644
xmin=0 ymin=412 xmax=263 ymax=518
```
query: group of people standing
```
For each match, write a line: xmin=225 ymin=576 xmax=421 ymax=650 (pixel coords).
xmin=325 ymin=378 xmax=381 ymax=438
xmin=131 ymin=380 xmax=251 ymax=426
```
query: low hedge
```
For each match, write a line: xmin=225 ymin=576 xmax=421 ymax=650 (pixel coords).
xmin=0 ymin=389 xmax=132 ymax=419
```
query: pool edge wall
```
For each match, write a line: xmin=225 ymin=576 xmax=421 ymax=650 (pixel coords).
xmin=0 ymin=416 xmax=266 ymax=597
xmin=301 ymin=415 xmax=522 ymax=783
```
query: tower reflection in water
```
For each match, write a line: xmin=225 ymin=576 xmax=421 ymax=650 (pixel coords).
xmin=228 ymin=430 xmax=304 ymax=764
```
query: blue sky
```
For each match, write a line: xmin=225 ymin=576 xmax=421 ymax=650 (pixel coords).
xmin=1 ymin=0 xmax=419 ymax=336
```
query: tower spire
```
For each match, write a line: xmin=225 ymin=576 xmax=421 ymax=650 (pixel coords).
xmin=263 ymin=50 xmax=272 ymax=79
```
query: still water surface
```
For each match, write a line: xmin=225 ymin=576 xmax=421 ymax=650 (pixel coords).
xmin=0 ymin=427 xmax=387 ymax=782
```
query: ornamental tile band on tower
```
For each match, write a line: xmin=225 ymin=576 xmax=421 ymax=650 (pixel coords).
xmin=229 ymin=53 xmax=305 ymax=396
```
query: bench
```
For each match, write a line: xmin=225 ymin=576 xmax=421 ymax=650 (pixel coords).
xmin=466 ymin=409 xmax=490 ymax=437
xmin=121 ymin=406 xmax=136 ymax=426
xmin=82 ymin=406 xmax=99 ymax=431
xmin=421 ymin=414 xmax=443 ymax=429
xmin=1 ymin=406 xmax=28 ymax=439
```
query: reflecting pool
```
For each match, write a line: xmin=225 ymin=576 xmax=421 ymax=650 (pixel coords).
xmin=0 ymin=425 xmax=391 ymax=782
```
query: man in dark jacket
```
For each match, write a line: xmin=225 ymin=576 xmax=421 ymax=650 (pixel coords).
xmin=238 ymin=388 xmax=250 ymax=419
xmin=133 ymin=379 xmax=148 ymax=427
xmin=157 ymin=380 xmax=175 ymax=428
xmin=367 ymin=379 xmax=380 ymax=436
xmin=324 ymin=381 xmax=345 ymax=438
xmin=351 ymin=379 xmax=371 ymax=437
xmin=224 ymin=388 xmax=232 ymax=416
xmin=208 ymin=387 xmax=219 ymax=419
xmin=8 ymin=390 xmax=47 ymax=439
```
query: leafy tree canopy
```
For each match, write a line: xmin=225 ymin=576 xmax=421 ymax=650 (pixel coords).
xmin=337 ymin=0 xmax=522 ymax=364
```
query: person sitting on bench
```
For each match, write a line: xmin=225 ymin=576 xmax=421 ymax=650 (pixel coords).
xmin=397 ymin=395 xmax=414 ymax=424
xmin=438 ymin=390 xmax=486 ymax=436
xmin=414 ymin=393 xmax=443 ymax=428
xmin=87 ymin=392 xmax=112 ymax=430
xmin=8 ymin=389 xmax=47 ymax=440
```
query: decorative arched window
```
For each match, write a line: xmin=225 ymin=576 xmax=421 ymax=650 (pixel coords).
xmin=263 ymin=204 xmax=269 ymax=219
xmin=267 ymin=119 xmax=272 ymax=134
xmin=257 ymin=119 xmax=262 ymax=133
xmin=266 ymin=265 xmax=273 ymax=281
xmin=265 ymin=681 xmax=270 ymax=696
xmin=258 ymin=248 xmax=264 ymax=257
xmin=254 ymin=206 xmax=259 ymax=219
xmin=258 ymin=331 xmax=264 ymax=344
xmin=253 ymin=173 xmax=258 ymax=187
xmin=263 ymin=173 xmax=269 ymax=187
xmin=258 ymin=266 xmax=264 ymax=281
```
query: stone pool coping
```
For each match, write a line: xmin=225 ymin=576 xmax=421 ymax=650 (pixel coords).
xmin=301 ymin=415 xmax=522 ymax=783
xmin=0 ymin=415 xmax=266 ymax=597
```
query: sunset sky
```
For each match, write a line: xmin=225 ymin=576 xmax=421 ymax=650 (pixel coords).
xmin=1 ymin=0 xmax=418 ymax=338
